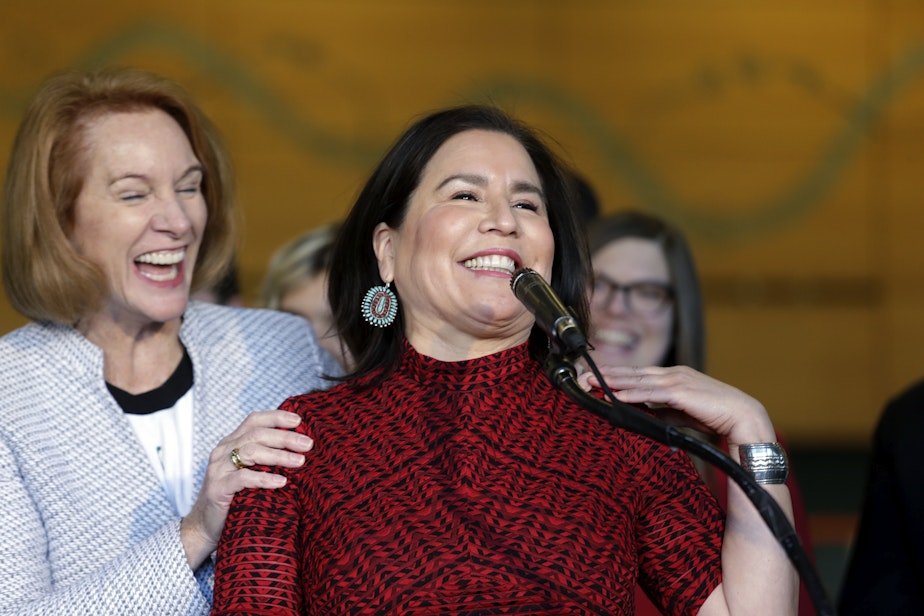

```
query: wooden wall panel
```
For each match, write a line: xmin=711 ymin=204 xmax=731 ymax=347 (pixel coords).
xmin=1 ymin=0 xmax=921 ymax=445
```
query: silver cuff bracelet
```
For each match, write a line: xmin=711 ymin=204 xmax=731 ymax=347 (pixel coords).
xmin=738 ymin=442 xmax=789 ymax=485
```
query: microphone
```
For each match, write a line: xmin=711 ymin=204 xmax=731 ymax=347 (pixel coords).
xmin=510 ymin=268 xmax=588 ymax=356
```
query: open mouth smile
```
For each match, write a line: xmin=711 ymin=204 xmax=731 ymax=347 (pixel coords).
xmin=135 ymin=249 xmax=185 ymax=282
xmin=462 ymin=254 xmax=517 ymax=275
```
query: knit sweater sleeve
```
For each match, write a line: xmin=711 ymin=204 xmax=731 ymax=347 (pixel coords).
xmin=633 ymin=440 xmax=725 ymax=615
xmin=0 ymin=437 xmax=208 ymax=615
xmin=0 ymin=308 xmax=335 ymax=615
xmin=212 ymin=398 xmax=306 ymax=615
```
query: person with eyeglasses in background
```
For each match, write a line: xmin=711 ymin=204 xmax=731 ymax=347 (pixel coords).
xmin=585 ymin=210 xmax=817 ymax=615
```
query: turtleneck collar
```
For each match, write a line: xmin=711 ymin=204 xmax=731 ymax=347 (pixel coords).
xmin=398 ymin=339 xmax=534 ymax=391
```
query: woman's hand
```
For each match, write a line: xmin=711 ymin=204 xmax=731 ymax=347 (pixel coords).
xmin=579 ymin=365 xmax=777 ymax=445
xmin=179 ymin=410 xmax=313 ymax=569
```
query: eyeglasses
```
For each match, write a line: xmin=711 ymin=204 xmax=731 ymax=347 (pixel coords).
xmin=590 ymin=275 xmax=674 ymax=316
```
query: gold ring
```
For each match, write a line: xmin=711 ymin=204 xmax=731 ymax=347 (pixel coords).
xmin=229 ymin=448 xmax=246 ymax=470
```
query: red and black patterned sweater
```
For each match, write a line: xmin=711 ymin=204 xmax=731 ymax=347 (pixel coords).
xmin=212 ymin=342 xmax=724 ymax=615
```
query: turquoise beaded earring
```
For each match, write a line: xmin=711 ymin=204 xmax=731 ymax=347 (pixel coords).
xmin=361 ymin=282 xmax=398 ymax=327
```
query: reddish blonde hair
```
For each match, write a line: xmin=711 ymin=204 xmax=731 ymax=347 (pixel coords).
xmin=1 ymin=67 xmax=237 ymax=323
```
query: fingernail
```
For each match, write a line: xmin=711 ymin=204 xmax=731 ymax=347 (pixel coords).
xmin=270 ymin=475 xmax=287 ymax=487
xmin=296 ymin=435 xmax=314 ymax=450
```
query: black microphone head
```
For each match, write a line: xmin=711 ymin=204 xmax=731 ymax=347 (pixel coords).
xmin=510 ymin=267 xmax=536 ymax=294
xmin=509 ymin=267 xmax=587 ymax=356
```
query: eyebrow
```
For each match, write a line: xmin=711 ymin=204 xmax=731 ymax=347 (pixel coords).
xmin=594 ymin=273 xmax=672 ymax=286
xmin=180 ymin=164 xmax=205 ymax=180
xmin=108 ymin=164 xmax=204 ymax=186
xmin=437 ymin=173 xmax=545 ymax=199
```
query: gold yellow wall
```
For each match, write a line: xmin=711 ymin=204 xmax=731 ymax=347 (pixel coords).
xmin=2 ymin=0 xmax=922 ymax=446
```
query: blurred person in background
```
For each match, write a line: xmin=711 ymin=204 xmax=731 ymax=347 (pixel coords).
xmin=585 ymin=210 xmax=703 ymax=373
xmin=0 ymin=67 xmax=338 ymax=613
xmin=190 ymin=258 xmax=243 ymax=306
xmin=839 ymin=378 xmax=924 ymax=613
xmin=586 ymin=209 xmax=816 ymax=615
xmin=259 ymin=222 xmax=350 ymax=369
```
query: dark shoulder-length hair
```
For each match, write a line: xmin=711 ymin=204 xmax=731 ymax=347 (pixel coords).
xmin=586 ymin=210 xmax=705 ymax=371
xmin=1 ymin=66 xmax=237 ymax=324
xmin=328 ymin=104 xmax=591 ymax=382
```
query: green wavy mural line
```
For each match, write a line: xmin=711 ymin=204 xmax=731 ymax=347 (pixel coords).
xmin=1 ymin=23 xmax=921 ymax=240
xmin=76 ymin=22 xmax=385 ymax=167
xmin=473 ymin=44 xmax=924 ymax=240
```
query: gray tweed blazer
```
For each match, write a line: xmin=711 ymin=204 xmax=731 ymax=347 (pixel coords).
xmin=0 ymin=302 xmax=339 ymax=615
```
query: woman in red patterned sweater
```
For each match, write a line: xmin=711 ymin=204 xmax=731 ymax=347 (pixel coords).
xmin=212 ymin=105 xmax=797 ymax=615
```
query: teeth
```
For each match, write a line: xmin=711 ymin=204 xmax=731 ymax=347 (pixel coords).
xmin=463 ymin=255 xmax=516 ymax=274
xmin=596 ymin=330 xmax=636 ymax=347
xmin=136 ymin=249 xmax=184 ymax=265
xmin=140 ymin=266 xmax=179 ymax=282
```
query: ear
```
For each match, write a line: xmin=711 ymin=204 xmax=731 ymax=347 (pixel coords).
xmin=372 ymin=222 xmax=396 ymax=284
